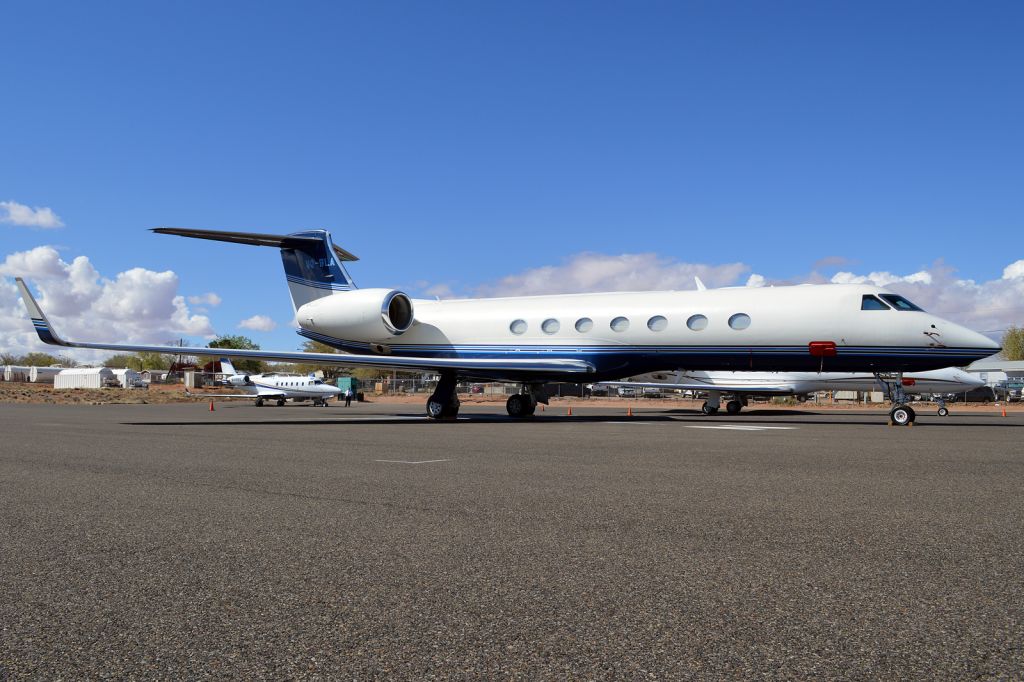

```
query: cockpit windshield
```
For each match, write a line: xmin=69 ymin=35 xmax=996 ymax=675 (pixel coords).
xmin=861 ymin=295 xmax=890 ymax=310
xmin=879 ymin=294 xmax=924 ymax=311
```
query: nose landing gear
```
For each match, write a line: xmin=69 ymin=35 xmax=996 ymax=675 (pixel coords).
xmin=876 ymin=373 xmax=916 ymax=426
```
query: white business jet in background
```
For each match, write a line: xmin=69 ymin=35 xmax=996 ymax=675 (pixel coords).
xmin=189 ymin=358 xmax=342 ymax=407
xmin=15 ymin=227 xmax=999 ymax=425
xmin=601 ymin=366 xmax=985 ymax=417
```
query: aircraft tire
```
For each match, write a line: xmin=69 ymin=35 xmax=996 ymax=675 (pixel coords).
xmin=277 ymin=399 xmax=286 ymax=407
xmin=890 ymin=405 xmax=914 ymax=426
xmin=701 ymin=402 xmax=718 ymax=415
xmin=726 ymin=400 xmax=742 ymax=415
xmin=506 ymin=394 xmax=528 ymax=418
xmin=255 ymin=398 xmax=263 ymax=407
xmin=937 ymin=407 xmax=949 ymax=417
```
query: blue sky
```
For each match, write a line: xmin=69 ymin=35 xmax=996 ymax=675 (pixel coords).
xmin=2 ymin=1 xmax=1022 ymax=354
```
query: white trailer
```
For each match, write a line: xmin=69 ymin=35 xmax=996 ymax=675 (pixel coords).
xmin=4 ymin=365 xmax=31 ymax=382
xmin=110 ymin=368 xmax=144 ymax=388
xmin=29 ymin=366 xmax=62 ymax=384
xmin=54 ymin=367 xmax=117 ymax=389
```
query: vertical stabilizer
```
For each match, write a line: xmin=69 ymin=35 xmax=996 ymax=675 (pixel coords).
xmin=278 ymin=230 xmax=358 ymax=310
xmin=152 ymin=227 xmax=359 ymax=312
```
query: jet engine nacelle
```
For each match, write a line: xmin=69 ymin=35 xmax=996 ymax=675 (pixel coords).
xmin=227 ymin=374 xmax=251 ymax=386
xmin=299 ymin=288 xmax=415 ymax=340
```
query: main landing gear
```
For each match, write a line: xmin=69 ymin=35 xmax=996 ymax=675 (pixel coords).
xmin=701 ymin=392 xmax=747 ymax=415
xmin=505 ymin=383 xmax=547 ymax=418
xmin=876 ymin=372 xmax=916 ymax=426
xmin=426 ymin=371 xmax=460 ymax=420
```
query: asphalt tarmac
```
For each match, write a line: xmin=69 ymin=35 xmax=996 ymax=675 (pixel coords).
xmin=1 ymin=401 xmax=1022 ymax=679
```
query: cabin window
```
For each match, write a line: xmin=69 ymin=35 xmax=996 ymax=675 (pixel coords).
xmin=575 ymin=317 xmax=593 ymax=333
xmin=541 ymin=318 xmax=560 ymax=334
xmin=510 ymin=319 xmax=528 ymax=335
xmin=647 ymin=315 xmax=668 ymax=332
xmin=861 ymin=295 xmax=890 ymax=310
xmin=610 ymin=316 xmax=630 ymax=332
xmin=880 ymin=294 xmax=924 ymax=311
xmin=686 ymin=314 xmax=708 ymax=331
xmin=728 ymin=313 xmax=751 ymax=330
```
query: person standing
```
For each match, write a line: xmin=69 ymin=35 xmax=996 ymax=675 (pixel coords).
xmin=344 ymin=388 xmax=353 ymax=407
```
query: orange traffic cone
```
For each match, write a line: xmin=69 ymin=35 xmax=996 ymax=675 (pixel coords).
xmin=627 ymin=406 xmax=633 ymax=417
xmin=567 ymin=405 xmax=572 ymax=416
xmin=1002 ymin=405 xmax=1007 ymax=417
xmin=209 ymin=400 xmax=215 ymax=411
xmin=540 ymin=404 xmax=545 ymax=412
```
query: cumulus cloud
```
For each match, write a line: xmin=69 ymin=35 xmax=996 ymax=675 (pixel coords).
xmin=238 ymin=314 xmax=277 ymax=332
xmin=829 ymin=261 xmax=1024 ymax=333
xmin=474 ymin=251 xmax=1023 ymax=334
xmin=477 ymin=252 xmax=752 ymax=297
xmin=0 ymin=245 xmax=214 ymax=360
xmin=0 ymin=200 xmax=64 ymax=228
xmin=187 ymin=292 xmax=222 ymax=306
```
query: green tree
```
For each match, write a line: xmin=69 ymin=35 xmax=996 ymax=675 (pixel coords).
xmin=103 ymin=353 xmax=144 ymax=370
xmin=19 ymin=352 xmax=62 ymax=366
xmin=1001 ymin=326 xmax=1024 ymax=361
xmin=206 ymin=335 xmax=265 ymax=374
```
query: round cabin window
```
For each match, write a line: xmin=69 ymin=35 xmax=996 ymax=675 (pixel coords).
xmin=510 ymin=319 xmax=528 ymax=335
xmin=728 ymin=313 xmax=751 ymax=330
xmin=686 ymin=314 xmax=708 ymax=331
xmin=610 ymin=316 xmax=630 ymax=332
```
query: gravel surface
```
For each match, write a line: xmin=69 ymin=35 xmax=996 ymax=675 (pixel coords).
xmin=1 ymin=402 xmax=1022 ymax=679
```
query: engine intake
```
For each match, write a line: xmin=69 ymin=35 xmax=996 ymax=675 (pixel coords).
xmin=298 ymin=288 xmax=416 ymax=341
xmin=381 ymin=290 xmax=414 ymax=335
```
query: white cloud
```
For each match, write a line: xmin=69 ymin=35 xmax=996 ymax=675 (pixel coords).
xmin=0 ymin=200 xmax=64 ymax=228
xmin=477 ymin=252 xmax=750 ymax=297
xmin=187 ymin=292 xmax=222 ymax=306
xmin=238 ymin=314 xmax=277 ymax=332
xmin=831 ymin=269 xmax=933 ymax=286
xmin=0 ymin=245 xmax=214 ymax=360
xmin=830 ymin=262 xmax=1024 ymax=332
xmin=1003 ymin=260 xmax=1024 ymax=280
xmin=478 ymin=251 xmax=1023 ymax=334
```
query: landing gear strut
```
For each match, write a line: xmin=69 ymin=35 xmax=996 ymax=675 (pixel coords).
xmin=701 ymin=391 xmax=721 ymax=415
xmin=876 ymin=373 xmax=916 ymax=426
xmin=426 ymin=371 xmax=460 ymax=420
xmin=935 ymin=396 xmax=949 ymax=417
xmin=506 ymin=383 xmax=546 ymax=418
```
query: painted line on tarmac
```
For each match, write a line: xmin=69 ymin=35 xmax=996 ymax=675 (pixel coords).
xmin=684 ymin=424 xmax=797 ymax=431
xmin=375 ymin=459 xmax=452 ymax=465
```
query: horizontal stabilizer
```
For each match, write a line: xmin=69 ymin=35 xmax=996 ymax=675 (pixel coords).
xmin=152 ymin=227 xmax=359 ymax=261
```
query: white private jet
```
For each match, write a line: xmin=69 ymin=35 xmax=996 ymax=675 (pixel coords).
xmin=600 ymin=367 xmax=985 ymax=417
xmin=189 ymin=358 xmax=342 ymax=407
xmin=14 ymin=227 xmax=999 ymax=425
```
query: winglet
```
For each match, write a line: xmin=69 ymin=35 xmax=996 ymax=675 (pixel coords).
xmin=15 ymin=278 xmax=67 ymax=346
xmin=694 ymin=276 xmax=707 ymax=291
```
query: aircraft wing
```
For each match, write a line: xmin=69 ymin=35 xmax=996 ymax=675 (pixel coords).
xmin=598 ymin=381 xmax=798 ymax=395
xmin=16 ymin=278 xmax=594 ymax=376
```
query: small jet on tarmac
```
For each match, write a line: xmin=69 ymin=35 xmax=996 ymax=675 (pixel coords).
xmin=190 ymin=358 xmax=342 ymax=407
xmin=600 ymin=367 xmax=986 ymax=417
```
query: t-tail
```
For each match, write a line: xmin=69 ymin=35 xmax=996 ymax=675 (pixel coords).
xmin=219 ymin=357 xmax=237 ymax=376
xmin=152 ymin=227 xmax=359 ymax=310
